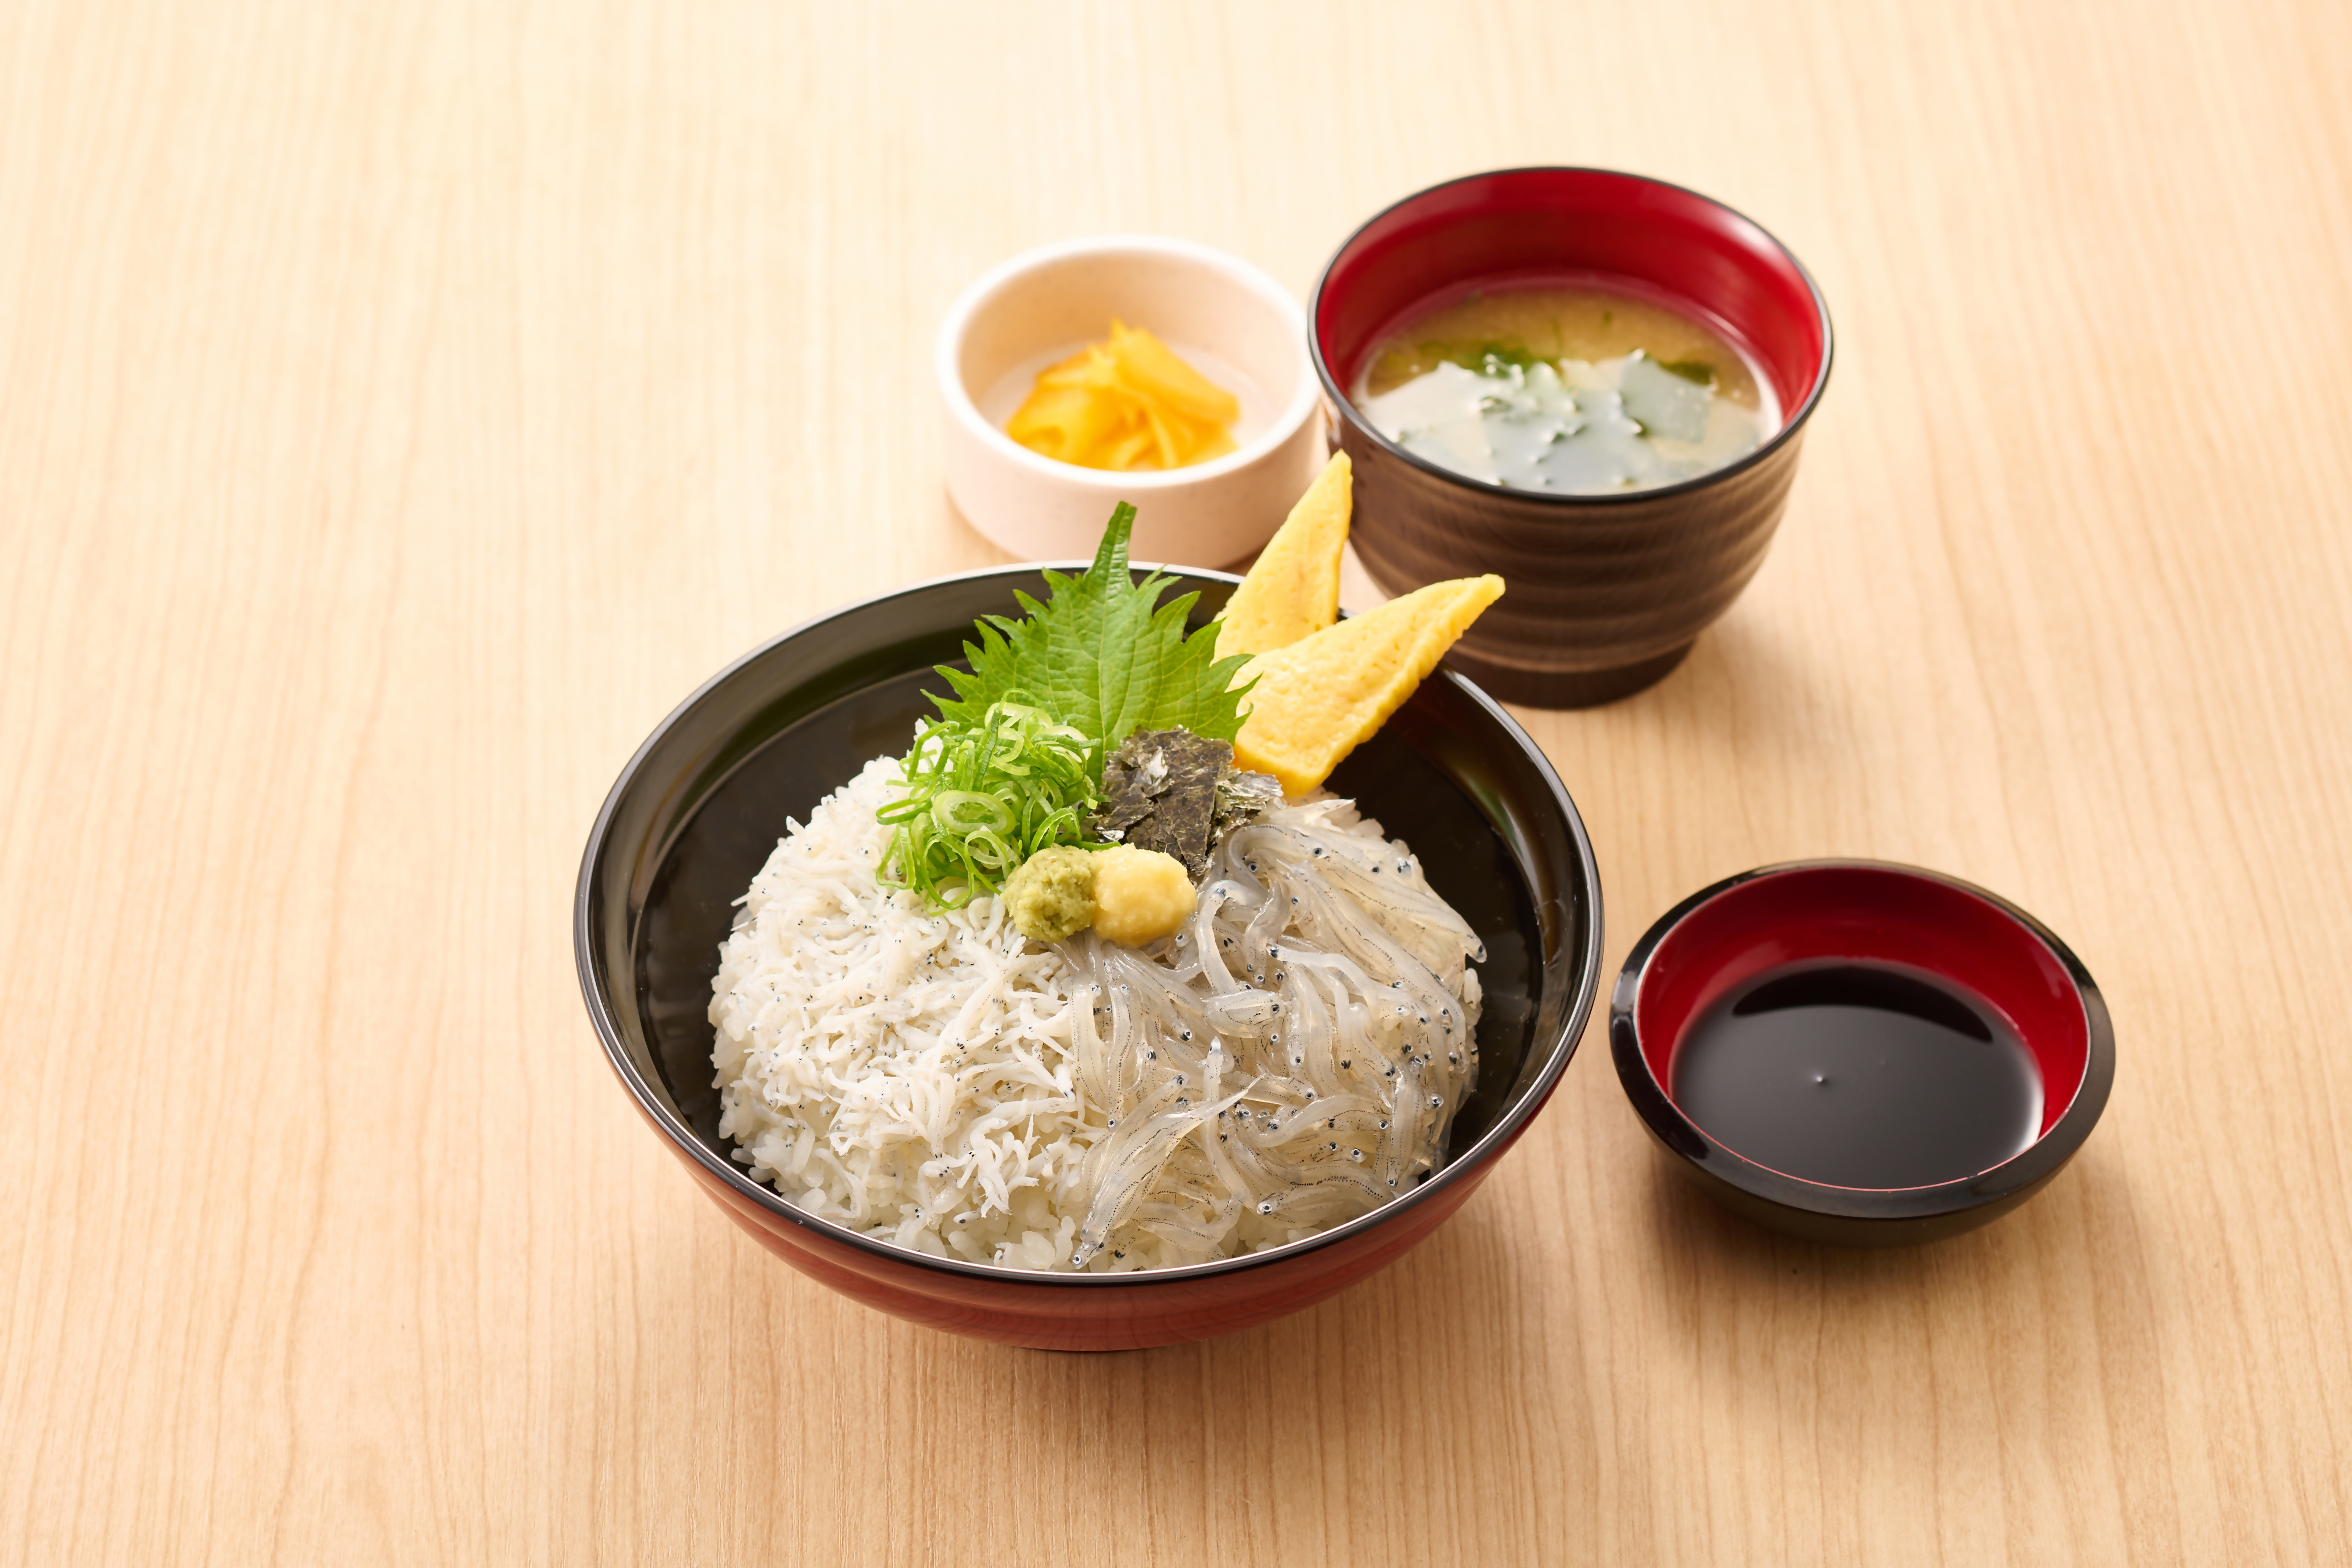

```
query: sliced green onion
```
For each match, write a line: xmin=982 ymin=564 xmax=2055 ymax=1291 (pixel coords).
xmin=932 ymin=790 xmax=1012 ymax=835
xmin=877 ymin=698 xmax=1104 ymax=910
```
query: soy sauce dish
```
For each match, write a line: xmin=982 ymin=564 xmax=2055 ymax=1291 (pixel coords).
xmin=1611 ymin=861 xmax=2115 ymax=1246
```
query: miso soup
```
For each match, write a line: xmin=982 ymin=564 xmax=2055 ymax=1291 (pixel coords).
xmin=1354 ymin=284 xmax=1780 ymax=495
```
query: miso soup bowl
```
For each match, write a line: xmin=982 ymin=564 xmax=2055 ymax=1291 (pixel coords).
xmin=576 ymin=564 xmax=1604 ymax=1351
xmin=1610 ymin=861 xmax=2116 ymax=1247
xmin=1313 ymin=168 xmax=1835 ymax=708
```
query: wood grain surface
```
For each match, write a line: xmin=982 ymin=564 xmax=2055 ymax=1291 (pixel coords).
xmin=5 ymin=1 xmax=2350 ymax=1563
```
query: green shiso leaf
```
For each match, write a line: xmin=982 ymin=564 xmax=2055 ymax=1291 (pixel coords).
xmin=928 ymin=502 xmax=1256 ymax=746
xmin=880 ymin=504 xmax=1257 ymax=910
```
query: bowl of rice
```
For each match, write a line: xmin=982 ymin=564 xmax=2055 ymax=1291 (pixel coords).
xmin=575 ymin=563 xmax=1603 ymax=1351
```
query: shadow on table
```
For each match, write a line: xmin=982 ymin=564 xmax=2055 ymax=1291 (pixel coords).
xmin=1631 ymin=1134 xmax=2130 ymax=1319
xmin=847 ymin=1145 xmax=2135 ymax=1546
xmin=976 ymin=1180 xmax=1573 ymax=1379
xmin=1645 ymin=609 xmax=1833 ymax=740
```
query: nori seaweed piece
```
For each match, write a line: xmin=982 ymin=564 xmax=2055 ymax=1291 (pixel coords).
xmin=1094 ymin=732 xmax=1171 ymax=838
xmin=1212 ymin=770 xmax=1282 ymax=837
xmin=1094 ymin=727 xmax=1232 ymax=879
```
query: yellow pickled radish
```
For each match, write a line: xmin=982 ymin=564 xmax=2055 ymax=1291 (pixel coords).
xmin=1106 ymin=320 xmax=1240 ymax=426
xmin=1005 ymin=321 xmax=1240 ymax=471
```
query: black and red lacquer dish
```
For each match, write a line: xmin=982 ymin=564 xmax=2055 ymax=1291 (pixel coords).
xmin=1611 ymin=861 xmax=2115 ymax=1246
xmin=577 ymin=564 xmax=1604 ymax=1351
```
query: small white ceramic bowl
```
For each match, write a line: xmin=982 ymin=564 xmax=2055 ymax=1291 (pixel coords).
xmin=936 ymin=236 xmax=1324 ymax=566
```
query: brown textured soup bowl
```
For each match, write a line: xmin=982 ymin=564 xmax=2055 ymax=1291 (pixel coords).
xmin=1312 ymin=167 xmax=1834 ymax=708
xmin=575 ymin=564 xmax=1604 ymax=1351
xmin=1610 ymin=861 xmax=2115 ymax=1246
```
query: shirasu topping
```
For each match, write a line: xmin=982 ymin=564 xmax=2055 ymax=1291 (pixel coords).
xmin=711 ymin=754 xmax=1483 ymax=1272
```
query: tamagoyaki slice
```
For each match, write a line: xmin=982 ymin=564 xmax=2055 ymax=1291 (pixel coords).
xmin=1232 ymin=572 xmax=1505 ymax=795
xmin=1214 ymin=453 xmax=1352 ymax=660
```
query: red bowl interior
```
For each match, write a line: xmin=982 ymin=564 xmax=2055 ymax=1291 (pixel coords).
xmin=1632 ymin=865 xmax=2092 ymax=1145
xmin=1313 ymin=167 xmax=1830 ymax=416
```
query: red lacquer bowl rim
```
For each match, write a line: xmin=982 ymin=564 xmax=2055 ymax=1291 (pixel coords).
xmin=574 ymin=562 xmax=1606 ymax=1291
xmin=1608 ymin=859 xmax=2116 ymax=1222
xmin=1309 ymin=166 xmax=1836 ymax=509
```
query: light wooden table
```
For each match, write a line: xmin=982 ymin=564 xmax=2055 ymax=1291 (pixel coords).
xmin=6 ymin=2 xmax=2350 ymax=1563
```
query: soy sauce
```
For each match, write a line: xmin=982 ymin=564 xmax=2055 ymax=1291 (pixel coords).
xmin=1670 ymin=960 xmax=2042 ymax=1189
